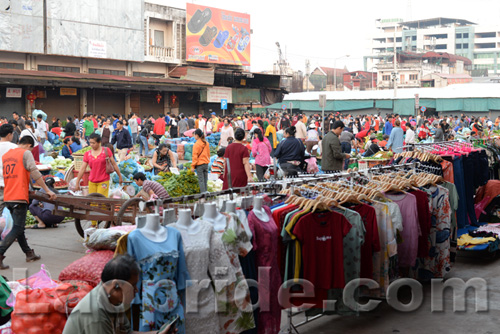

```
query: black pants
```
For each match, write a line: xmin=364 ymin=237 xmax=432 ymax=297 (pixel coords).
xmin=280 ymin=162 xmax=301 ymax=177
xmin=29 ymin=204 xmax=64 ymax=227
xmin=256 ymin=165 xmax=268 ymax=181
xmin=462 ymin=155 xmax=478 ymax=226
xmin=0 ymin=203 xmax=30 ymax=256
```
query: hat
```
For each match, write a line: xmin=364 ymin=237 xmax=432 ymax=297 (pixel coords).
xmin=369 ymin=134 xmax=376 ymax=140
xmin=309 ymin=124 xmax=316 ymax=129
xmin=198 ymin=114 xmax=203 ymax=117
xmin=237 ymin=117 xmax=241 ymax=120
xmin=211 ymin=112 xmax=216 ymax=115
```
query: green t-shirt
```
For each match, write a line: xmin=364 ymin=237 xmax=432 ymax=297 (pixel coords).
xmin=63 ymin=283 xmax=132 ymax=334
xmin=0 ymin=275 xmax=12 ymax=316
xmin=83 ymin=120 xmax=95 ymax=136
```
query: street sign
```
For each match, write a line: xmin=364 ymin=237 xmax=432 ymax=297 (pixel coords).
xmin=414 ymin=93 xmax=420 ymax=110
xmin=282 ymin=104 xmax=287 ymax=110
xmin=319 ymin=94 xmax=327 ymax=108
xmin=420 ymin=106 xmax=427 ymax=112
xmin=221 ymin=99 xmax=227 ymax=110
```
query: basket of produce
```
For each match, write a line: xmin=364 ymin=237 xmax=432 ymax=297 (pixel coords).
xmin=73 ymin=147 xmax=92 ymax=171
xmin=33 ymin=175 xmax=69 ymax=189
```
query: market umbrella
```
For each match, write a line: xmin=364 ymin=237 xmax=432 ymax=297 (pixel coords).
xmin=183 ymin=129 xmax=196 ymax=137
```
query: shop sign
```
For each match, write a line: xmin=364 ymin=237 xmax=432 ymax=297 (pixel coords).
xmin=88 ymin=40 xmax=107 ymax=58
xmin=60 ymin=88 xmax=77 ymax=96
xmin=207 ymin=87 xmax=232 ymax=103
xmin=6 ymin=88 xmax=22 ymax=98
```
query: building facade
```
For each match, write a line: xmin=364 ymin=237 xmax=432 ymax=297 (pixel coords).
xmin=367 ymin=17 xmax=500 ymax=77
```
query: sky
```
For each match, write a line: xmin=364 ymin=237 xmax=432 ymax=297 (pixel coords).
xmin=150 ymin=0 xmax=500 ymax=73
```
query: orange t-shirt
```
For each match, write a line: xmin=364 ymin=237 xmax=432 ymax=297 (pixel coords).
xmin=3 ymin=148 xmax=31 ymax=203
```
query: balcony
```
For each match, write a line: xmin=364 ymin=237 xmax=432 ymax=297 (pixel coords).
xmin=145 ymin=45 xmax=179 ymax=64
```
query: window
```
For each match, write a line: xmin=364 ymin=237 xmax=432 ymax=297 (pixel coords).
xmin=463 ymin=43 xmax=469 ymax=49
xmin=435 ymin=44 xmax=447 ymax=50
xmin=409 ymin=74 xmax=418 ymax=80
xmin=456 ymin=33 xmax=462 ymax=39
xmin=456 ymin=44 xmax=462 ymax=49
xmin=154 ymin=30 xmax=165 ymax=47
xmin=400 ymin=74 xmax=405 ymax=82
xmin=89 ymin=68 xmax=125 ymax=76
xmin=474 ymin=64 xmax=495 ymax=70
xmin=412 ymin=36 xmax=417 ymax=41
xmin=38 ymin=65 xmax=80 ymax=73
xmin=396 ymin=37 xmax=402 ymax=42
xmin=133 ymin=72 xmax=165 ymax=78
xmin=463 ymin=33 xmax=469 ymax=38
xmin=382 ymin=75 xmax=391 ymax=81
xmin=0 ymin=62 xmax=23 ymax=69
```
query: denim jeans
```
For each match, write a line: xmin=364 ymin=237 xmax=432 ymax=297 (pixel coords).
xmin=463 ymin=155 xmax=478 ymax=226
xmin=452 ymin=157 xmax=467 ymax=229
xmin=341 ymin=142 xmax=351 ymax=170
xmin=131 ymin=133 xmax=137 ymax=146
xmin=0 ymin=203 xmax=31 ymax=256
xmin=196 ymin=164 xmax=209 ymax=193
xmin=139 ymin=135 xmax=149 ymax=156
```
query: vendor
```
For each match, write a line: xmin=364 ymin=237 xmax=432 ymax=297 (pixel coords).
xmin=29 ymin=178 xmax=65 ymax=229
xmin=61 ymin=137 xmax=74 ymax=160
xmin=151 ymin=143 xmax=177 ymax=174
xmin=133 ymin=172 xmax=169 ymax=200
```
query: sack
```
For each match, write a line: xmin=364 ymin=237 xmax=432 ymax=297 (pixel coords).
xmin=59 ymin=250 xmax=114 ymax=287
xmin=104 ymin=148 xmax=114 ymax=174
xmin=17 ymin=264 xmax=59 ymax=290
xmin=85 ymin=229 xmax=126 ymax=251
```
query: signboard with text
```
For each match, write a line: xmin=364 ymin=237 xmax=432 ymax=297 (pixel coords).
xmin=207 ymin=87 xmax=232 ymax=103
xmin=88 ymin=40 xmax=107 ymax=58
xmin=60 ymin=88 xmax=77 ymax=96
xmin=186 ymin=3 xmax=250 ymax=66
xmin=6 ymin=88 xmax=22 ymax=98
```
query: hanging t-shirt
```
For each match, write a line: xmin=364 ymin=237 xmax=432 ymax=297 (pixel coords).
xmin=409 ymin=189 xmax=432 ymax=258
xmin=352 ymin=204 xmax=381 ymax=279
xmin=384 ymin=192 xmax=420 ymax=268
xmin=293 ymin=211 xmax=351 ymax=289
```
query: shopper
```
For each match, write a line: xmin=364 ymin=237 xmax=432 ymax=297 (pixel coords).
xmin=0 ymin=136 xmax=57 ymax=269
xmin=61 ymin=137 xmax=74 ymax=160
xmin=210 ymin=147 xmax=225 ymax=177
xmin=151 ymin=143 xmax=177 ymax=174
xmin=129 ymin=113 xmax=138 ymax=144
xmin=219 ymin=118 xmax=235 ymax=148
xmin=387 ymin=119 xmax=404 ymax=153
xmin=0 ymin=124 xmax=17 ymax=212
xmin=63 ymin=254 xmax=175 ymax=334
xmin=133 ymin=172 xmax=169 ymax=200
xmin=111 ymin=121 xmax=133 ymax=161
xmin=322 ymin=120 xmax=350 ymax=172
xmin=191 ymin=129 xmax=210 ymax=193
xmin=19 ymin=121 xmax=41 ymax=162
xmin=265 ymin=116 xmax=278 ymax=156
xmin=406 ymin=124 xmax=416 ymax=145
xmin=34 ymin=114 xmax=48 ymax=144
xmin=178 ymin=114 xmax=189 ymax=137
xmin=74 ymin=133 xmax=123 ymax=197
xmin=251 ymin=128 xmax=272 ymax=181
xmin=64 ymin=116 xmax=76 ymax=138
xmin=70 ymin=136 xmax=82 ymax=153
xmin=295 ymin=116 xmax=308 ymax=141
xmin=139 ymin=122 xmax=152 ymax=157
xmin=29 ymin=177 xmax=65 ymax=229
xmin=223 ymin=128 xmax=253 ymax=189
xmin=274 ymin=126 xmax=305 ymax=176
xmin=305 ymin=123 xmax=320 ymax=153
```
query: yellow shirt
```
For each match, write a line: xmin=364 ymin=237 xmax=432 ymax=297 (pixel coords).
xmin=265 ymin=124 xmax=278 ymax=149
xmin=457 ymin=234 xmax=496 ymax=246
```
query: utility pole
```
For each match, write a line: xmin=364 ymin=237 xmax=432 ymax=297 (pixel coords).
xmin=393 ymin=23 xmax=398 ymax=98
xmin=305 ymin=59 xmax=311 ymax=92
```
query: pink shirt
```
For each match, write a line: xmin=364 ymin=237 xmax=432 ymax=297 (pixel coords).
xmin=384 ymin=192 xmax=420 ymax=267
xmin=83 ymin=147 xmax=112 ymax=183
xmin=251 ymin=137 xmax=272 ymax=166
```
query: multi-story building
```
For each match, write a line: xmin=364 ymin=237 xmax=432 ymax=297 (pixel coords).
xmin=0 ymin=1 xmax=281 ymax=119
xmin=309 ymin=67 xmax=349 ymax=91
xmin=366 ymin=17 xmax=500 ymax=77
xmin=343 ymin=71 xmax=377 ymax=91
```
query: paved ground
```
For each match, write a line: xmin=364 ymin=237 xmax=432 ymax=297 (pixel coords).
xmin=4 ymin=222 xmax=500 ymax=333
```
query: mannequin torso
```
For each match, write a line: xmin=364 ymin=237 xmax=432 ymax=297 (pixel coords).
xmin=252 ymin=196 xmax=269 ymax=222
xmin=203 ymin=203 xmax=226 ymax=231
xmin=226 ymin=201 xmax=236 ymax=214
xmin=139 ymin=214 xmax=168 ymax=242
xmin=175 ymin=208 xmax=201 ymax=234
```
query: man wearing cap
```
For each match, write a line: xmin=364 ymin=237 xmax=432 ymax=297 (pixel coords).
xmin=210 ymin=112 xmax=219 ymax=133
xmin=305 ymin=123 xmax=319 ymax=153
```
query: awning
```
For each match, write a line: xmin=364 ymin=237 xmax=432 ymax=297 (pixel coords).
xmin=0 ymin=68 xmax=211 ymax=91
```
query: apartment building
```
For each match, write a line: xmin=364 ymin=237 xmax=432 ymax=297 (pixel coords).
xmin=367 ymin=17 xmax=500 ymax=77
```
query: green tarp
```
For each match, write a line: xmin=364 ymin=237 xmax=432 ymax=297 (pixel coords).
xmin=393 ymin=99 xmax=415 ymax=115
xmin=436 ymin=99 xmax=464 ymax=112
xmin=419 ymin=98 xmax=436 ymax=108
xmin=333 ymin=100 xmax=374 ymax=111
xmin=463 ymin=98 xmax=489 ymax=112
xmin=488 ymin=98 xmax=500 ymax=111
xmin=375 ymin=100 xmax=393 ymax=109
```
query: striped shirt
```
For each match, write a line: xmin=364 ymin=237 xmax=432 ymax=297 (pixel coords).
xmin=142 ymin=180 xmax=169 ymax=198
xmin=210 ymin=157 xmax=225 ymax=176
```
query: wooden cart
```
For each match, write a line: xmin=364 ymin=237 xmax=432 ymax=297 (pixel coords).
xmin=30 ymin=191 xmax=152 ymax=237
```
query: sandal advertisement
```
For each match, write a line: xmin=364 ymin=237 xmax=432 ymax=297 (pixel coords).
xmin=186 ymin=3 xmax=251 ymax=66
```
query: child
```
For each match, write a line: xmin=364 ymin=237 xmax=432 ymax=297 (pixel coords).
xmin=210 ymin=147 xmax=225 ymax=177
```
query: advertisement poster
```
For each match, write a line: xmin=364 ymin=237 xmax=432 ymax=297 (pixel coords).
xmin=186 ymin=3 xmax=250 ymax=66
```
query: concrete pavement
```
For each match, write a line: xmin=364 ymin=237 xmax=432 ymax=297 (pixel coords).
xmin=3 ymin=221 xmax=500 ymax=333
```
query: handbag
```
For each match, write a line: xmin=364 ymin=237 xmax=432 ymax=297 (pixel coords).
xmin=103 ymin=148 xmax=115 ymax=174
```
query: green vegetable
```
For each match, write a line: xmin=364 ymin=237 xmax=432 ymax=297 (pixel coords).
xmin=156 ymin=170 xmax=200 ymax=197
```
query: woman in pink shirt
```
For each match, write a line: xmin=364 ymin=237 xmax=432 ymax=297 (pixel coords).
xmin=251 ymin=128 xmax=272 ymax=181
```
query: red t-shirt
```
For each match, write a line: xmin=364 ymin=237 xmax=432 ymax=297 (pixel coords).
xmin=355 ymin=129 xmax=369 ymax=140
xmin=222 ymin=143 xmax=250 ymax=190
xmin=294 ymin=211 xmax=351 ymax=289
xmin=51 ymin=127 xmax=62 ymax=137
xmin=83 ymin=147 xmax=113 ymax=183
xmin=352 ymin=204 xmax=380 ymax=279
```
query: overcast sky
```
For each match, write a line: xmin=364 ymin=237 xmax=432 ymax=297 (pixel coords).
xmin=151 ymin=0 xmax=500 ymax=73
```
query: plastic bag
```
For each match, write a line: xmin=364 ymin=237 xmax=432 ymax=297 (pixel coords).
xmin=32 ymin=109 xmax=47 ymax=121
xmin=43 ymin=141 xmax=53 ymax=153
xmin=85 ymin=229 xmax=126 ymax=251
xmin=17 ymin=264 xmax=59 ymax=290
xmin=111 ymin=188 xmax=130 ymax=200
xmin=68 ymin=178 xmax=82 ymax=192
xmin=1 ymin=208 xmax=12 ymax=240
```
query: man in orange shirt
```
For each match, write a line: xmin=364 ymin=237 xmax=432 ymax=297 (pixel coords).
xmin=0 ymin=136 xmax=56 ymax=269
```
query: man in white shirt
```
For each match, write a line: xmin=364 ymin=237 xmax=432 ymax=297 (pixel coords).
xmin=35 ymin=114 xmax=47 ymax=144
xmin=128 ymin=113 xmax=138 ymax=145
xmin=295 ymin=116 xmax=308 ymax=140
xmin=0 ymin=124 xmax=18 ymax=211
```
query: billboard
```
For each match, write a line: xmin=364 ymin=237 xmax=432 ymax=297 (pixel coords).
xmin=186 ymin=3 xmax=250 ymax=66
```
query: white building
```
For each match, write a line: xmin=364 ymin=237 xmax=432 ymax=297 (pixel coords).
xmin=367 ymin=17 xmax=500 ymax=76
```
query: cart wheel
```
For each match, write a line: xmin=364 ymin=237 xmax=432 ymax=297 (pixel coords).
xmin=75 ymin=193 xmax=112 ymax=238
xmin=115 ymin=197 xmax=152 ymax=226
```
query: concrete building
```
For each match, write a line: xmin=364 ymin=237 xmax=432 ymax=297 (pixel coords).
xmin=367 ymin=17 xmax=500 ymax=77
xmin=309 ymin=67 xmax=349 ymax=91
xmin=343 ymin=71 xmax=377 ymax=91
xmin=0 ymin=1 xmax=281 ymax=119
